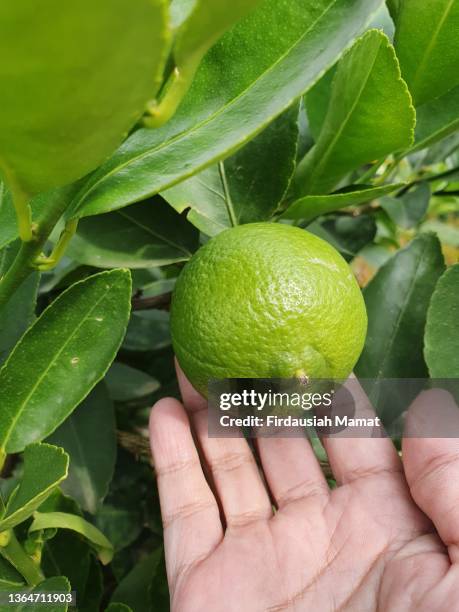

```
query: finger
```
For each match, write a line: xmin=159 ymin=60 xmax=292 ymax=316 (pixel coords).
xmin=322 ymin=376 xmax=402 ymax=485
xmin=257 ymin=432 xmax=329 ymax=510
xmin=177 ymin=365 xmax=273 ymax=528
xmin=149 ymin=398 xmax=222 ymax=589
xmin=403 ymin=389 xmax=459 ymax=562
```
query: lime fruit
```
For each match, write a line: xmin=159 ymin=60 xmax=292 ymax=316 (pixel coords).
xmin=171 ymin=223 xmax=367 ymax=396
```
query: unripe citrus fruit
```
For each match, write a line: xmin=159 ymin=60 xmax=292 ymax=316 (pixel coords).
xmin=171 ymin=223 xmax=367 ymax=396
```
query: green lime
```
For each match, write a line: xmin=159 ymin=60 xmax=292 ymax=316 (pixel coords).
xmin=171 ymin=223 xmax=367 ymax=396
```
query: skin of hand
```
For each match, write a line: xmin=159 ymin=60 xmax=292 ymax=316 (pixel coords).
xmin=149 ymin=366 xmax=459 ymax=612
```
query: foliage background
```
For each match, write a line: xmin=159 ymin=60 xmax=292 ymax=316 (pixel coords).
xmin=0 ymin=0 xmax=458 ymax=609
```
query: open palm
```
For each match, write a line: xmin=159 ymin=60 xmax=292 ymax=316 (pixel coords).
xmin=150 ymin=369 xmax=459 ymax=611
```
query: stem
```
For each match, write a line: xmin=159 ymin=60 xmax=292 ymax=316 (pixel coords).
xmin=0 ymin=531 xmax=44 ymax=586
xmin=144 ymin=61 xmax=196 ymax=128
xmin=6 ymin=176 xmax=34 ymax=242
xmin=0 ymin=187 xmax=74 ymax=309
xmin=33 ymin=218 xmax=79 ymax=271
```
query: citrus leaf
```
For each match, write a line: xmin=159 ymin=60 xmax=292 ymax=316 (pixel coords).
xmin=0 ymin=269 xmax=131 ymax=454
xmin=0 ymin=556 xmax=24 ymax=588
xmin=305 ymin=66 xmax=337 ymax=141
xmin=79 ymin=555 xmax=104 ymax=612
xmin=162 ymin=105 xmax=299 ymax=235
xmin=394 ymin=0 xmax=459 ymax=107
xmin=293 ymin=29 xmax=414 ymax=196
xmin=410 ymin=85 xmax=459 ymax=153
xmin=174 ymin=0 xmax=260 ymax=69
xmin=123 ymin=311 xmax=170 ymax=352
xmin=355 ymin=233 xmax=445 ymax=380
xmin=154 ymin=0 xmax=261 ymax=124
xmin=386 ymin=0 xmax=400 ymax=22
xmin=0 ymin=242 xmax=39 ymax=365
xmin=381 ymin=182 xmax=430 ymax=229
xmin=420 ymin=220 xmax=459 ymax=248
xmin=106 ymin=605 xmax=133 ymax=612
xmin=41 ymin=531 xmax=91 ymax=597
xmin=105 ymin=363 xmax=160 ymax=402
xmin=0 ymin=444 xmax=68 ymax=531
xmin=47 ymin=384 xmax=116 ymax=514
xmin=65 ymin=199 xmax=198 ymax=269
xmin=282 ymin=183 xmax=404 ymax=221
xmin=69 ymin=0 xmax=384 ymax=219
xmin=29 ymin=511 xmax=114 ymax=565
xmin=110 ymin=548 xmax=163 ymax=612
xmin=170 ymin=0 xmax=196 ymax=29
xmin=308 ymin=215 xmax=377 ymax=262
xmin=424 ymin=264 xmax=459 ymax=378
xmin=5 ymin=576 xmax=70 ymax=612
xmin=0 ymin=0 xmax=169 ymax=196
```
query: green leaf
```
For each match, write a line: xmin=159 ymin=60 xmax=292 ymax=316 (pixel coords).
xmin=94 ymin=451 xmax=152 ymax=553
xmin=0 ymin=242 xmax=39 ymax=365
xmin=0 ymin=556 xmax=24 ymax=588
xmin=282 ymin=183 xmax=404 ymax=221
xmin=169 ymin=0 xmax=196 ymax=29
xmin=174 ymin=0 xmax=260 ymax=70
xmin=47 ymin=385 xmax=116 ymax=514
xmin=162 ymin=105 xmax=299 ymax=235
xmin=151 ymin=0 xmax=261 ymax=125
xmin=305 ymin=66 xmax=337 ymax=141
xmin=394 ymin=0 xmax=459 ymax=107
xmin=41 ymin=530 xmax=91 ymax=595
xmin=421 ymin=219 xmax=459 ymax=248
xmin=4 ymin=576 xmax=71 ymax=612
xmin=410 ymin=85 xmax=459 ymax=153
xmin=293 ymin=29 xmax=414 ymax=196
xmin=105 ymin=363 xmax=160 ymax=402
xmin=79 ymin=555 xmax=104 ymax=612
xmin=0 ymin=0 xmax=169 ymax=196
xmin=110 ymin=548 xmax=163 ymax=612
xmin=355 ymin=233 xmax=445 ymax=380
xmin=308 ymin=215 xmax=377 ymax=262
xmin=123 ymin=311 xmax=170 ymax=352
xmin=0 ymin=269 xmax=131 ymax=454
xmin=65 ymin=199 xmax=198 ymax=269
xmin=106 ymin=605 xmax=133 ymax=612
xmin=30 ymin=512 xmax=114 ymax=565
xmin=69 ymin=0 xmax=384 ymax=219
xmin=424 ymin=264 xmax=459 ymax=378
xmin=0 ymin=444 xmax=68 ymax=531
xmin=380 ymin=182 xmax=431 ymax=229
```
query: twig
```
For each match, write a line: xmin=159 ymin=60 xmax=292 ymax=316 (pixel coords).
xmin=131 ymin=292 xmax=172 ymax=311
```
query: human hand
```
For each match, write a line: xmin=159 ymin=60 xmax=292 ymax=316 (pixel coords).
xmin=149 ymin=368 xmax=459 ymax=611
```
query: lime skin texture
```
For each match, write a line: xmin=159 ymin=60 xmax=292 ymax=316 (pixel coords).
xmin=170 ymin=223 xmax=367 ymax=397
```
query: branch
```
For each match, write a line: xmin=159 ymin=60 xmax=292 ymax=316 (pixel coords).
xmin=131 ymin=291 xmax=172 ymax=311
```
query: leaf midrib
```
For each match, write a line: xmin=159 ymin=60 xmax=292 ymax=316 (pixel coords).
xmin=71 ymin=0 xmax=340 ymax=212
xmin=0 ymin=285 xmax=113 ymax=453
